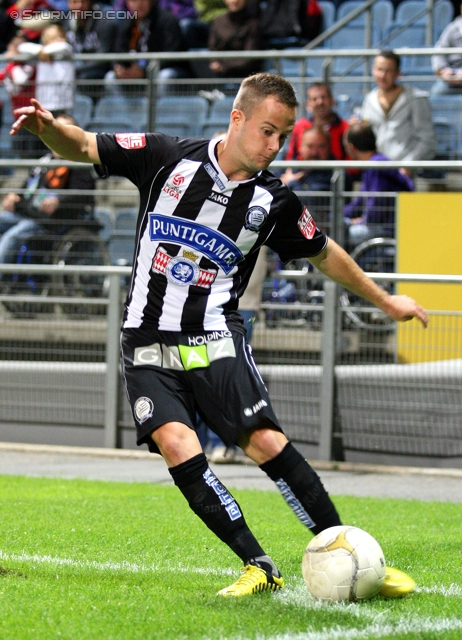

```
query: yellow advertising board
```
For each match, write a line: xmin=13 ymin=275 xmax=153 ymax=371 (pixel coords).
xmin=396 ymin=193 xmax=462 ymax=362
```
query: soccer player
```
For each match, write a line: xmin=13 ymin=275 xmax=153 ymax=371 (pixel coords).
xmin=10 ymin=73 xmax=427 ymax=598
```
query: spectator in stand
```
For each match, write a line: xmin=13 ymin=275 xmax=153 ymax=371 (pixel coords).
xmin=0 ymin=0 xmax=18 ymax=53
xmin=343 ymin=122 xmax=414 ymax=247
xmin=0 ymin=192 xmax=21 ymax=235
xmin=195 ymin=0 xmax=226 ymax=21
xmin=4 ymin=0 xmax=55 ymax=44
xmin=259 ymin=0 xmax=304 ymax=47
xmin=180 ymin=0 xmax=226 ymax=49
xmin=0 ymin=114 xmax=95 ymax=270
xmin=280 ymin=126 xmax=332 ymax=191
xmin=431 ymin=3 xmax=462 ymax=94
xmin=159 ymin=0 xmax=197 ymax=20
xmin=18 ymin=23 xmax=75 ymax=115
xmin=108 ymin=0 xmax=192 ymax=96
xmin=207 ymin=0 xmax=263 ymax=81
xmin=358 ymin=50 xmax=437 ymax=166
xmin=281 ymin=126 xmax=332 ymax=232
xmin=0 ymin=33 xmax=48 ymax=157
xmin=285 ymin=82 xmax=349 ymax=162
xmin=64 ymin=0 xmax=121 ymax=104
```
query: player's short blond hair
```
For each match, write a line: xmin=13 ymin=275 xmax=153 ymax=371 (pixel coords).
xmin=233 ymin=73 xmax=299 ymax=118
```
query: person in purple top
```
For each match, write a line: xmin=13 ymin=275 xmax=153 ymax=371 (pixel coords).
xmin=159 ymin=0 xmax=198 ymax=20
xmin=344 ymin=122 xmax=414 ymax=247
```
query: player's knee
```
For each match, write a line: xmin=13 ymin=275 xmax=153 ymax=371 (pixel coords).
xmin=152 ymin=421 xmax=201 ymax=466
xmin=241 ymin=428 xmax=288 ymax=464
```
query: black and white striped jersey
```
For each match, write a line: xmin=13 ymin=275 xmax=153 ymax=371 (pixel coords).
xmin=96 ymin=132 xmax=327 ymax=333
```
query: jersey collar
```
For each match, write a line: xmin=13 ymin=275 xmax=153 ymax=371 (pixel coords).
xmin=207 ymin=138 xmax=259 ymax=191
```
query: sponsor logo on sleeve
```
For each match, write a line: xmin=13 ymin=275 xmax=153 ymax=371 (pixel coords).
xmin=115 ymin=133 xmax=146 ymax=149
xmin=297 ymin=206 xmax=317 ymax=240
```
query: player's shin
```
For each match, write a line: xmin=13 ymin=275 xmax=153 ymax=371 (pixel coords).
xmin=260 ymin=442 xmax=341 ymax=535
xmin=169 ymin=453 xmax=265 ymax=561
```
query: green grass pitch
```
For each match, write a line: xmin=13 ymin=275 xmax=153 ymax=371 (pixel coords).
xmin=0 ymin=475 xmax=461 ymax=640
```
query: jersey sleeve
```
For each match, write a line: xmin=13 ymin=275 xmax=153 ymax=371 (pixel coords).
xmin=95 ymin=132 xmax=178 ymax=188
xmin=266 ymin=189 xmax=327 ymax=262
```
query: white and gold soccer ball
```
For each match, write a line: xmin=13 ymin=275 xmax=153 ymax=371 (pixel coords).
xmin=302 ymin=525 xmax=386 ymax=602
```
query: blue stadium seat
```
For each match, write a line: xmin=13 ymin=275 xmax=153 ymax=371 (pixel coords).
xmin=328 ymin=26 xmax=378 ymax=78
xmin=429 ymin=94 xmax=462 ymax=158
xmin=433 ymin=118 xmax=458 ymax=159
xmin=0 ymin=125 xmax=15 ymax=160
xmin=394 ymin=0 xmax=453 ymax=41
xmin=394 ymin=0 xmax=428 ymax=25
xmin=208 ymin=97 xmax=235 ymax=122
xmin=434 ymin=0 xmax=454 ymax=40
xmin=336 ymin=0 xmax=393 ymax=33
xmin=93 ymin=95 xmax=149 ymax=130
xmin=72 ymin=94 xmax=94 ymax=128
xmin=382 ymin=24 xmax=430 ymax=73
xmin=319 ymin=0 xmax=336 ymax=31
xmin=86 ymin=120 xmax=137 ymax=134
xmin=93 ymin=207 xmax=113 ymax=243
xmin=114 ymin=208 xmax=137 ymax=231
xmin=154 ymin=95 xmax=209 ymax=137
xmin=108 ymin=208 xmax=138 ymax=266
xmin=108 ymin=236 xmax=136 ymax=266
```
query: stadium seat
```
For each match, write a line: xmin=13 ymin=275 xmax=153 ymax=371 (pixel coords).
xmin=319 ymin=0 xmax=336 ymax=31
xmin=434 ymin=0 xmax=454 ymax=40
xmin=0 ymin=86 xmax=13 ymax=125
xmin=199 ymin=97 xmax=235 ymax=138
xmin=433 ymin=118 xmax=458 ymax=160
xmin=154 ymin=95 xmax=209 ymax=137
xmin=93 ymin=95 xmax=149 ymax=130
xmin=0 ymin=125 xmax=16 ymax=162
xmin=336 ymin=0 xmax=393 ymax=32
xmin=108 ymin=208 xmax=138 ymax=266
xmin=93 ymin=207 xmax=113 ymax=243
xmin=429 ymin=94 xmax=462 ymax=154
xmin=394 ymin=0 xmax=453 ymax=41
xmin=382 ymin=24 xmax=429 ymax=74
xmin=114 ymin=208 xmax=137 ymax=231
xmin=330 ymin=28 xmax=376 ymax=77
xmin=394 ymin=0 xmax=428 ymax=25
xmin=72 ymin=94 xmax=94 ymax=128
xmin=86 ymin=120 xmax=137 ymax=134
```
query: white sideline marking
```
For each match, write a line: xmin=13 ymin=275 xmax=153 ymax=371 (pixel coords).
xmin=262 ymin=582 xmax=462 ymax=640
xmin=257 ymin=618 xmax=462 ymax=640
xmin=0 ymin=550 xmax=233 ymax=577
xmin=1 ymin=550 xmax=461 ymax=601
xmin=417 ymin=583 xmax=462 ymax=597
xmin=2 ymin=553 xmax=462 ymax=639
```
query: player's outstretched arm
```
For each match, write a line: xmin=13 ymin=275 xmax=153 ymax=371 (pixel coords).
xmin=10 ymin=99 xmax=100 ymax=164
xmin=309 ymin=238 xmax=428 ymax=328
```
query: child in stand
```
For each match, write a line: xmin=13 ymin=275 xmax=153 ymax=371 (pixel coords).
xmin=18 ymin=24 xmax=75 ymax=115
xmin=0 ymin=34 xmax=46 ymax=157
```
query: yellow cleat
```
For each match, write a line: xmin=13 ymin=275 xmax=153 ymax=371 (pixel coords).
xmin=379 ymin=566 xmax=416 ymax=598
xmin=217 ymin=564 xmax=284 ymax=597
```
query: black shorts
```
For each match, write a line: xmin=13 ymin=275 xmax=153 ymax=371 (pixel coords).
xmin=120 ymin=326 xmax=282 ymax=454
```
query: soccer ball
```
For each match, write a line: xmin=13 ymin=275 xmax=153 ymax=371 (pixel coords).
xmin=302 ymin=525 xmax=386 ymax=602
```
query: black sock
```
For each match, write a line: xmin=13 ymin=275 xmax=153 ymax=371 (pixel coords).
xmin=169 ymin=453 xmax=265 ymax=562
xmin=260 ymin=442 xmax=342 ymax=535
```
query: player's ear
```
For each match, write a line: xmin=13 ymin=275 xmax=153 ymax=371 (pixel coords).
xmin=230 ymin=109 xmax=244 ymax=127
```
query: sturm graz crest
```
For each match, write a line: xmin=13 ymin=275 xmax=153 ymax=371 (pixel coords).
xmin=244 ymin=206 xmax=268 ymax=232
xmin=166 ymin=256 xmax=200 ymax=286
